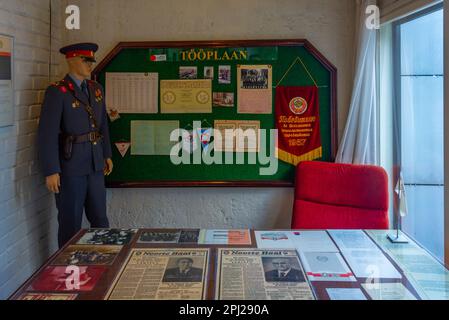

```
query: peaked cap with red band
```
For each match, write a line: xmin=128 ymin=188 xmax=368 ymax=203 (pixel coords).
xmin=59 ymin=42 xmax=98 ymax=62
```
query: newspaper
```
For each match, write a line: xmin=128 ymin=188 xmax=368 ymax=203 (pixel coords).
xmin=107 ymin=248 xmax=209 ymax=300
xmin=77 ymin=228 xmax=137 ymax=245
xmin=18 ymin=293 xmax=78 ymax=300
xmin=138 ymin=229 xmax=200 ymax=244
xmin=216 ymin=249 xmax=315 ymax=300
xmin=51 ymin=245 xmax=122 ymax=265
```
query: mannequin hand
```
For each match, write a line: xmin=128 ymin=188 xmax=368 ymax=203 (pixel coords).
xmin=104 ymin=158 xmax=113 ymax=176
xmin=46 ymin=173 xmax=61 ymax=194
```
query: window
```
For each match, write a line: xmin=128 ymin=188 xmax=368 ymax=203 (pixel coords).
xmin=393 ymin=4 xmax=444 ymax=262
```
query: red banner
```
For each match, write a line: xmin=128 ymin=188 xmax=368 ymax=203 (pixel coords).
xmin=275 ymin=86 xmax=322 ymax=165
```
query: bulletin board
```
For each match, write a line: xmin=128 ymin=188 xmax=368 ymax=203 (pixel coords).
xmin=92 ymin=40 xmax=337 ymax=187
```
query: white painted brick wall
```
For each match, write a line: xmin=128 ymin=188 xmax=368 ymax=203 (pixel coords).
xmin=0 ymin=0 xmax=61 ymax=300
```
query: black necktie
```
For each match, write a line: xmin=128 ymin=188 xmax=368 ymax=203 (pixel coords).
xmin=81 ymin=81 xmax=89 ymax=99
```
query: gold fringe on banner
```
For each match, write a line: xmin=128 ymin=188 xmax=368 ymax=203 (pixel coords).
xmin=276 ymin=147 xmax=323 ymax=166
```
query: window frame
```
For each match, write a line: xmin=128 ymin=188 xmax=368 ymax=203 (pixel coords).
xmin=392 ymin=2 xmax=445 ymax=265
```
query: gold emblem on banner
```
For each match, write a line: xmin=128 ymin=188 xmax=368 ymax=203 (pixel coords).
xmin=289 ymin=97 xmax=308 ymax=115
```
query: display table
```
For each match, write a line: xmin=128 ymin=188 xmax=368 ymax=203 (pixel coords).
xmin=9 ymin=229 xmax=449 ymax=300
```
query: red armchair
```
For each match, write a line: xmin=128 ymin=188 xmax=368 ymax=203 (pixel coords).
xmin=291 ymin=161 xmax=389 ymax=230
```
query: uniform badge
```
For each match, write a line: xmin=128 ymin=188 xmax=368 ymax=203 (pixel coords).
xmin=72 ymin=100 xmax=80 ymax=108
xmin=108 ymin=108 xmax=120 ymax=122
xmin=95 ymin=88 xmax=103 ymax=103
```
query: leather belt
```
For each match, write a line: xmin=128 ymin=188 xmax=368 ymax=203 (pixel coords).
xmin=73 ymin=131 xmax=103 ymax=144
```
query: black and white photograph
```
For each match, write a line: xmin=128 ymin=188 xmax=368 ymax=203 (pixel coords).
xmin=162 ymin=257 xmax=204 ymax=282
xmin=240 ymin=67 xmax=269 ymax=89
xmin=138 ymin=231 xmax=181 ymax=243
xmin=218 ymin=65 xmax=231 ymax=84
xmin=179 ymin=230 xmax=200 ymax=243
xmin=77 ymin=229 xmax=137 ymax=245
xmin=51 ymin=245 xmax=121 ymax=265
xmin=179 ymin=66 xmax=197 ymax=79
xmin=262 ymin=256 xmax=305 ymax=283
xmin=213 ymin=92 xmax=234 ymax=107
xmin=204 ymin=66 xmax=214 ymax=80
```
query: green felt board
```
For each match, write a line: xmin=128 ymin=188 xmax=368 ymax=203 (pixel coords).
xmin=97 ymin=44 xmax=333 ymax=185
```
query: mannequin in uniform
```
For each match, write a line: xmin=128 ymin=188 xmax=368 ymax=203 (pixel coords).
xmin=38 ymin=43 xmax=113 ymax=247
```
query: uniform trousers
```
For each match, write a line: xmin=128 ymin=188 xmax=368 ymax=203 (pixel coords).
xmin=55 ymin=170 xmax=109 ymax=247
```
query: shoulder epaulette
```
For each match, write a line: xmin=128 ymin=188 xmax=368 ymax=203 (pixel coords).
xmin=50 ymin=79 xmax=74 ymax=93
xmin=50 ymin=80 xmax=63 ymax=87
xmin=87 ymin=79 xmax=98 ymax=88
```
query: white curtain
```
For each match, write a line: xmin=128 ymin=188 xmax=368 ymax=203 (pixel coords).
xmin=336 ymin=0 xmax=379 ymax=165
